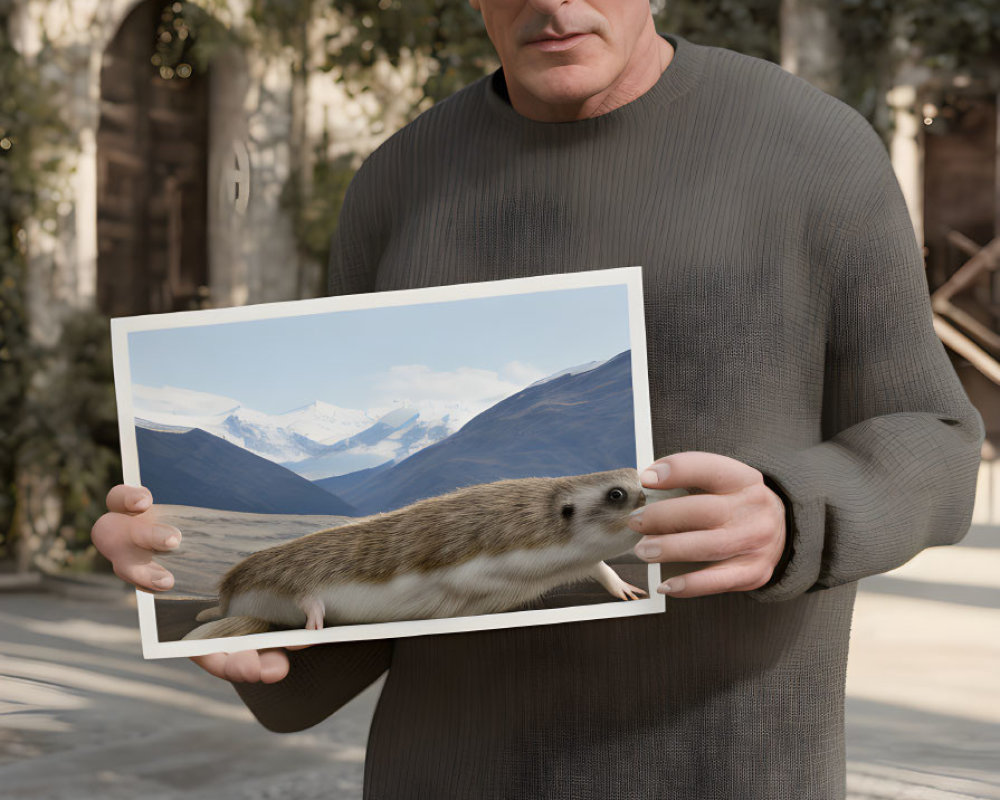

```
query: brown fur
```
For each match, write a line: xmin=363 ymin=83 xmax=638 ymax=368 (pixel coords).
xmin=213 ymin=468 xmax=642 ymax=614
xmin=183 ymin=615 xmax=271 ymax=640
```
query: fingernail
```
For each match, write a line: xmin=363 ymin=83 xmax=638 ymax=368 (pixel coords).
xmin=658 ymin=577 xmax=686 ymax=594
xmin=153 ymin=523 xmax=182 ymax=549
xmin=640 ymin=464 xmax=669 ymax=486
xmin=131 ymin=494 xmax=152 ymax=511
xmin=635 ymin=540 xmax=661 ymax=559
xmin=151 ymin=573 xmax=174 ymax=590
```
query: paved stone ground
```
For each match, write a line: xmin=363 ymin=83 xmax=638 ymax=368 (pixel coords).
xmin=844 ymin=523 xmax=1000 ymax=800
xmin=1 ymin=524 xmax=997 ymax=799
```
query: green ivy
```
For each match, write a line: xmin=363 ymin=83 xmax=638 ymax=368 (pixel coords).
xmin=282 ymin=134 xmax=357 ymax=268
xmin=655 ymin=0 xmax=781 ymax=63
xmin=324 ymin=0 xmax=496 ymax=104
xmin=152 ymin=1 xmax=236 ymax=78
xmin=1 ymin=10 xmax=120 ymax=570
xmin=839 ymin=0 xmax=1000 ymax=121
xmin=15 ymin=311 xmax=122 ymax=571
xmin=0 ymin=11 xmax=71 ymax=561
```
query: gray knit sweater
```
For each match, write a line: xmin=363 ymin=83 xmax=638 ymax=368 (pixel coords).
xmin=234 ymin=33 xmax=984 ymax=799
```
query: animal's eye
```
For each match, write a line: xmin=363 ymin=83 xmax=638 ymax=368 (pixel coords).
xmin=607 ymin=488 xmax=627 ymax=503
xmin=561 ymin=504 xmax=575 ymax=519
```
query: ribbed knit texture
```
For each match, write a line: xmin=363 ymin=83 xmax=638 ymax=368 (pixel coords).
xmin=234 ymin=33 xmax=984 ymax=799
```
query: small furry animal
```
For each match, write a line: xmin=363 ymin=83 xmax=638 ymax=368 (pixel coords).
xmin=183 ymin=468 xmax=649 ymax=639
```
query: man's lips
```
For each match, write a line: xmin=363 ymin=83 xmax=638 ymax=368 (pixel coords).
xmin=524 ymin=32 xmax=593 ymax=53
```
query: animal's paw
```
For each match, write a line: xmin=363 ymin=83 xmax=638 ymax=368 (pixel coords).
xmin=614 ymin=581 xmax=648 ymax=601
xmin=593 ymin=561 xmax=649 ymax=601
xmin=298 ymin=595 xmax=326 ymax=630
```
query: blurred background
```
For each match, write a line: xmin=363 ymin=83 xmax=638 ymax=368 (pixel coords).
xmin=0 ymin=1 xmax=998 ymax=798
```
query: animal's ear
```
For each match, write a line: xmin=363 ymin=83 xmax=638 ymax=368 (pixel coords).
xmin=561 ymin=503 xmax=575 ymax=519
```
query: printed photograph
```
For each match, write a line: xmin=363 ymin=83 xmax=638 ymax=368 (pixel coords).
xmin=112 ymin=269 xmax=659 ymax=658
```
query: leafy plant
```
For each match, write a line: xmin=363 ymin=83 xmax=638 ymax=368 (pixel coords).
xmin=0 ymin=10 xmax=71 ymax=561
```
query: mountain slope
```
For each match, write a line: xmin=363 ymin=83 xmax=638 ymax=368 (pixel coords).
xmin=344 ymin=350 xmax=636 ymax=514
xmin=135 ymin=425 xmax=357 ymax=515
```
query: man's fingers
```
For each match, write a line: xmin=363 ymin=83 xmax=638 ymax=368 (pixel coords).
xmin=94 ymin=511 xmax=180 ymax=555
xmin=190 ymin=650 xmax=292 ymax=683
xmin=224 ymin=651 xmax=264 ymax=683
xmin=628 ymin=493 xmax=731 ymax=536
xmin=106 ymin=484 xmax=153 ymax=515
xmin=113 ymin=559 xmax=174 ymax=591
xmin=640 ymin=451 xmax=761 ymax=495
xmin=634 ymin=529 xmax=758 ymax=564
xmin=656 ymin=557 xmax=774 ymax=598
xmin=219 ymin=650 xmax=277 ymax=683
xmin=258 ymin=649 xmax=291 ymax=683
xmin=93 ymin=513 xmax=180 ymax=591
xmin=128 ymin=518 xmax=182 ymax=553
xmin=190 ymin=652 xmax=229 ymax=680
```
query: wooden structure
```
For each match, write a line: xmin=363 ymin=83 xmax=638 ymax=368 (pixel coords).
xmin=96 ymin=0 xmax=209 ymax=317
xmin=920 ymin=86 xmax=1000 ymax=445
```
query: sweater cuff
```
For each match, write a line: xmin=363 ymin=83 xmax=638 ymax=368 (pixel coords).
xmin=758 ymin=473 xmax=795 ymax=591
xmin=746 ymin=453 xmax=827 ymax=603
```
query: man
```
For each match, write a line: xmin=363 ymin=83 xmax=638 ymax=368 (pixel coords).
xmin=94 ymin=1 xmax=983 ymax=797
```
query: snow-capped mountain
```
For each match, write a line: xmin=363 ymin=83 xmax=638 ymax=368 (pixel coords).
xmin=279 ymin=407 xmax=458 ymax=481
xmin=132 ymin=386 xmax=374 ymax=465
xmin=215 ymin=402 xmax=376 ymax=463
xmin=132 ymin=387 xmax=470 ymax=478
xmin=131 ymin=355 xmax=620 ymax=485
xmin=270 ymin=400 xmax=376 ymax=445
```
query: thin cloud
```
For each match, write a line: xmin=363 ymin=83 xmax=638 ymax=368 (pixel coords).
xmin=368 ymin=362 xmax=547 ymax=426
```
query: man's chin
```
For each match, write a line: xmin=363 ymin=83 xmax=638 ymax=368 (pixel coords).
xmin=516 ymin=65 xmax=616 ymax=111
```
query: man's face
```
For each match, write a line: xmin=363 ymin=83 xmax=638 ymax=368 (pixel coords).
xmin=469 ymin=0 xmax=660 ymax=121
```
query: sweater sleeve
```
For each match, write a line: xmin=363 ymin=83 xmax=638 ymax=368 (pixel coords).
xmin=232 ymin=640 xmax=392 ymax=733
xmin=747 ymin=146 xmax=985 ymax=603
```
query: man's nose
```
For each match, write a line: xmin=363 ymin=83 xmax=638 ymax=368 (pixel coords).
xmin=525 ymin=0 xmax=572 ymax=16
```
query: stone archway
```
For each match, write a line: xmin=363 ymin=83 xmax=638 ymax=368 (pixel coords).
xmin=96 ymin=0 xmax=210 ymax=316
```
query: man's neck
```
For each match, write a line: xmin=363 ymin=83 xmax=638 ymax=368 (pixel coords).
xmin=508 ymin=32 xmax=674 ymax=123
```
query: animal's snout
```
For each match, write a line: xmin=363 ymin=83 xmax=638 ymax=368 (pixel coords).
xmin=636 ymin=489 xmax=647 ymax=508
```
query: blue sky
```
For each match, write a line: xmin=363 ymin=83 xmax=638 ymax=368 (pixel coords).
xmin=128 ymin=285 xmax=632 ymax=414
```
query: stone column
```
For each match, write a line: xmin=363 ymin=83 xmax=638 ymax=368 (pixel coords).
xmin=780 ymin=0 xmax=842 ymax=98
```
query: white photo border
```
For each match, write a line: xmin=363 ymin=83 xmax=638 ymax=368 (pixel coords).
xmin=110 ymin=265 xmax=661 ymax=659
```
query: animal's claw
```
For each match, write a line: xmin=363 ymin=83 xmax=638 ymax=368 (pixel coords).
xmin=618 ymin=582 xmax=648 ymax=601
xmin=593 ymin=561 xmax=649 ymax=601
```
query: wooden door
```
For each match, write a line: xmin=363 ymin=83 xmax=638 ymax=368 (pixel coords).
xmin=97 ymin=0 xmax=209 ymax=317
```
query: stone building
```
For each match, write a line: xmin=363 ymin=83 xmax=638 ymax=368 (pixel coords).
xmin=4 ymin=0 xmax=432 ymax=569
xmin=9 ymin=0 xmax=428 ymax=345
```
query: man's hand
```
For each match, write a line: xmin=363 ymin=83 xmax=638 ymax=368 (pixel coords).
xmin=189 ymin=649 xmax=299 ymax=683
xmin=91 ymin=484 xmax=297 ymax=683
xmin=628 ymin=452 xmax=787 ymax=597
xmin=92 ymin=485 xmax=180 ymax=590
